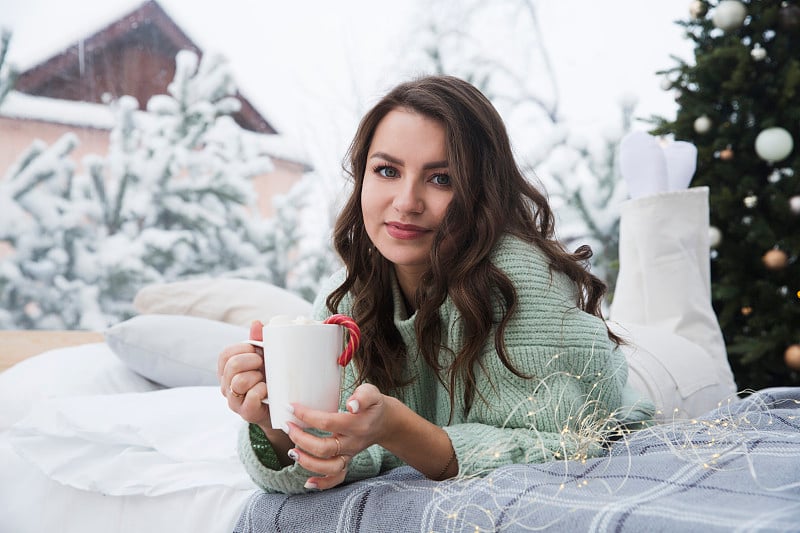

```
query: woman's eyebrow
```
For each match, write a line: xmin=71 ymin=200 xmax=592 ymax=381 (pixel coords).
xmin=369 ymin=152 xmax=448 ymax=170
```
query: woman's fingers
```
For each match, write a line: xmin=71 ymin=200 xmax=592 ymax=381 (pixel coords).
xmin=288 ymin=445 xmax=350 ymax=478
xmin=217 ymin=342 xmax=259 ymax=389
xmin=229 ymin=369 xmax=265 ymax=397
xmin=346 ymin=383 xmax=382 ymax=413
xmin=306 ymin=470 xmax=347 ymax=491
xmin=286 ymin=421 xmax=342 ymax=457
xmin=249 ymin=320 xmax=264 ymax=342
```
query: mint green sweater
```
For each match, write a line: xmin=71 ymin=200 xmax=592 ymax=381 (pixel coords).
xmin=239 ymin=235 xmax=654 ymax=494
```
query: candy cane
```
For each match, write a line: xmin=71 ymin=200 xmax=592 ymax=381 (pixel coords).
xmin=323 ymin=314 xmax=361 ymax=366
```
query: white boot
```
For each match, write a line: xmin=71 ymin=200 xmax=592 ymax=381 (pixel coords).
xmin=611 ymin=132 xmax=738 ymax=418
xmin=611 ymin=187 xmax=739 ymax=418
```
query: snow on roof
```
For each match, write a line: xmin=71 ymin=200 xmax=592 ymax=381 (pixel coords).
xmin=7 ymin=1 xmax=298 ymax=157
xmin=0 ymin=91 xmax=115 ymax=129
xmin=0 ymin=90 xmax=311 ymax=167
xmin=11 ymin=0 xmax=147 ymax=71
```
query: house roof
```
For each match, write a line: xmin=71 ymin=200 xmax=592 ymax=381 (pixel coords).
xmin=13 ymin=0 xmax=277 ymax=135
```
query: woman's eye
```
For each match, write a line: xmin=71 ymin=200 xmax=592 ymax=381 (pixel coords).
xmin=376 ymin=166 xmax=398 ymax=178
xmin=431 ymin=174 xmax=451 ymax=186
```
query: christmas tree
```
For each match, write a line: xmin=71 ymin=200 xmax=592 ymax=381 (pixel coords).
xmin=653 ymin=0 xmax=800 ymax=389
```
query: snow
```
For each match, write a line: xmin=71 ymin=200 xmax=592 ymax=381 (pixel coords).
xmin=0 ymin=91 xmax=116 ymax=129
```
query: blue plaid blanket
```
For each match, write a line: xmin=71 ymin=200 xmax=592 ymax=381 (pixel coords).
xmin=235 ymin=388 xmax=800 ymax=532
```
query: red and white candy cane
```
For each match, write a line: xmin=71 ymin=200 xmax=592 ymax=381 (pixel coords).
xmin=323 ymin=314 xmax=361 ymax=366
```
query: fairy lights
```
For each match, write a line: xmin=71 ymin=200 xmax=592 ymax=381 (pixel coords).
xmin=418 ymin=349 xmax=800 ymax=531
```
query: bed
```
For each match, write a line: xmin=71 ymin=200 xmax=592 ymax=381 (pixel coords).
xmin=1 ymin=278 xmax=799 ymax=532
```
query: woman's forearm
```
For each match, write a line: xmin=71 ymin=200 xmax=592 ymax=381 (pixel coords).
xmin=379 ymin=396 xmax=458 ymax=480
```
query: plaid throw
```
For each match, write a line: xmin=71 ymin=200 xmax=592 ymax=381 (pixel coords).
xmin=235 ymin=387 xmax=800 ymax=532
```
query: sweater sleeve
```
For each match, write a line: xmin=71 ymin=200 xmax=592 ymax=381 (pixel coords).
xmin=443 ymin=237 xmax=654 ymax=476
xmin=238 ymin=269 xmax=404 ymax=494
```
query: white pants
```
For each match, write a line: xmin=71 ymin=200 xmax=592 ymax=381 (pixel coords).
xmin=609 ymin=187 xmax=738 ymax=419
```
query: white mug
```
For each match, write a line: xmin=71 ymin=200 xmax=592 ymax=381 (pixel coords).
xmin=247 ymin=322 xmax=346 ymax=432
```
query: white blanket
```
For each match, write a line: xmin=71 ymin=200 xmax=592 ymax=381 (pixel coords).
xmin=9 ymin=386 xmax=256 ymax=496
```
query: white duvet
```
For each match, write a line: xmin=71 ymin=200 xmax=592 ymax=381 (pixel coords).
xmin=0 ymin=343 xmax=257 ymax=533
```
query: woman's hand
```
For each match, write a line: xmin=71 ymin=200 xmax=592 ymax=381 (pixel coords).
xmin=218 ymin=320 xmax=271 ymax=427
xmin=286 ymin=383 xmax=392 ymax=490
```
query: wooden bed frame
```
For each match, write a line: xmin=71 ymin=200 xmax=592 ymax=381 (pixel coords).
xmin=0 ymin=331 xmax=104 ymax=372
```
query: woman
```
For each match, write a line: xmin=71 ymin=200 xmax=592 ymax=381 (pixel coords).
xmin=218 ymin=75 xmax=654 ymax=495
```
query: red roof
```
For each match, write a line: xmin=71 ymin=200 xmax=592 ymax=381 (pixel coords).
xmin=14 ymin=0 xmax=277 ymax=134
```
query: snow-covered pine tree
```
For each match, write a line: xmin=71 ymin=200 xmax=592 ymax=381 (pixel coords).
xmin=268 ymin=172 xmax=340 ymax=302
xmin=0 ymin=31 xmax=107 ymax=329
xmin=0 ymin=134 xmax=110 ymax=329
xmin=1 ymin=49 xmax=332 ymax=329
xmin=0 ymin=29 xmax=16 ymax=104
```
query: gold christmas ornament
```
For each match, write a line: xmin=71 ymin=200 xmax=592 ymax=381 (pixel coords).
xmin=740 ymin=306 xmax=753 ymax=316
xmin=785 ymin=344 xmax=800 ymax=371
xmin=762 ymin=249 xmax=789 ymax=270
xmin=719 ymin=147 xmax=735 ymax=160
xmin=689 ymin=0 xmax=707 ymax=19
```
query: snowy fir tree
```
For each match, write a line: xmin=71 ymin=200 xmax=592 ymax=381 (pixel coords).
xmin=0 ymin=31 xmax=103 ymax=329
xmin=267 ymin=173 xmax=341 ymax=302
xmin=0 ymin=29 xmax=16 ymax=104
xmin=0 ymin=50 xmax=335 ymax=330
xmin=408 ymin=0 xmax=632 ymax=297
xmin=82 ymin=50 xmax=278 ymax=313
xmin=653 ymin=0 xmax=800 ymax=389
xmin=0 ymin=134 xmax=106 ymax=330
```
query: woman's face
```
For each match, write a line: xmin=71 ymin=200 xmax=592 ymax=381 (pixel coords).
xmin=361 ymin=107 xmax=454 ymax=287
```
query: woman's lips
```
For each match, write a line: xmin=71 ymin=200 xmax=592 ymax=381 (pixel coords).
xmin=385 ymin=222 xmax=430 ymax=240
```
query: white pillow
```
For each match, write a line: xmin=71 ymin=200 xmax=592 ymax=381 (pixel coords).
xmin=104 ymin=314 xmax=248 ymax=388
xmin=133 ymin=278 xmax=313 ymax=327
xmin=0 ymin=343 xmax=161 ymax=431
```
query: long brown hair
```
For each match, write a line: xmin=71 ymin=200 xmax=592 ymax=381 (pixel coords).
xmin=327 ymin=75 xmax=618 ymax=413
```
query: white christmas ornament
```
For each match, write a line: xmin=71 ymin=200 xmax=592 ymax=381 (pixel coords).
xmin=660 ymin=76 xmax=672 ymax=90
xmin=790 ymin=195 xmax=800 ymax=214
xmin=751 ymin=46 xmax=767 ymax=61
xmin=712 ymin=1 xmax=747 ymax=31
xmin=694 ymin=115 xmax=712 ymax=134
xmin=744 ymin=195 xmax=758 ymax=208
xmin=709 ymin=226 xmax=722 ymax=248
xmin=754 ymin=127 xmax=794 ymax=162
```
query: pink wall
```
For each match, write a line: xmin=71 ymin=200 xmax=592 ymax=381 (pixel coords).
xmin=0 ymin=116 xmax=304 ymax=218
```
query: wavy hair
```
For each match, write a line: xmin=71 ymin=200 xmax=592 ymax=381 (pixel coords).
xmin=327 ymin=75 xmax=619 ymax=414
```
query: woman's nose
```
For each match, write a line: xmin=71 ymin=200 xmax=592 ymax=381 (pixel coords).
xmin=392 ymin=179 xmax=423 ymax=214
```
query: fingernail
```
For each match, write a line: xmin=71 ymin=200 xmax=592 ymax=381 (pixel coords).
xmin=304 ymin=480 xmax=319 ymax=490
xmin=347 ymin=400 xmax=360 ymax=413
xmin=288 ymin=449 xmax=299 ymax=461
xmin=285 ymin=404 xmax=295 ymax=414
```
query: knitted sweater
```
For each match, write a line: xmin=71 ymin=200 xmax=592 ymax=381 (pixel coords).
xmin=238 ymin=235 xmax=654 ymax=494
